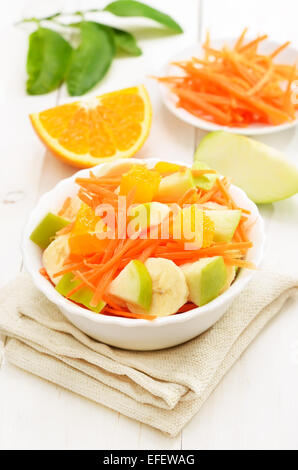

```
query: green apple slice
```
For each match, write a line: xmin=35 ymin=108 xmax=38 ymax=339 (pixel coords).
xmin=30 ymin=212 xmax=70 ymax=249
xmin=194 ymin=131 xmax=298 ymax=203
xmin=128 ymin=202 xmax=170 ymax=231
xmin=192 ymin=161 xmax=217 ymax=190
xmin=181 ymin=256 xmax=227 ymax=306
xmin=56 ymin=273 xmax=105 ymax=313
xmin=108 ymin=260 xmax=152 ymax=310
xmin=204 ymin=209 xmax=241 ymax=242
xmin=155 ymin=169 xmax=194 ymax=203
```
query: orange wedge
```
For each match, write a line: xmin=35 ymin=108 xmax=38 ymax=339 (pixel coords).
xmin=69 ymin=203 xmax=109 ymax=255
xmin=30 ymin=85 xmax=152 ymax=168
xmin=119 ymin=165 xmax=161 ymax=203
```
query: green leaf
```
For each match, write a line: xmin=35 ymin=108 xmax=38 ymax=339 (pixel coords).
xmin=66 ymin=22 xmax=115 ymax=96
xmin=26 ymin=27 xmax=72 ymax=95
xmin=112 ymin=27 xmax=142 ymax=56
xmin=104 ymin=0 xmax=183 ymax=33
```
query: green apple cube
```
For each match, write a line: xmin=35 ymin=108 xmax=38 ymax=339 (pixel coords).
xmin=30 ymin=212 xmax=70 ymax=249
xmin=194 ymin=131 xmax=298 ymax=204
xmin=181 ymin=256 xmax=227 ymax=306
xmin=56 ymin=273 xmax=105 ymax=313
xmin=204 ymin=209 xmax=241 ymax=242
xmin=156 ymin=169 xmax=194 ymax=203
xmin=109 ymin=260 xmax=152 ymax=310
xmin=192 ymin=161 xmax=217 ymax=190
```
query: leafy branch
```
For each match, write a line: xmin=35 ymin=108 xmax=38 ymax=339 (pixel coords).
xmin=16 ymin=0 xmax=183 ymax=96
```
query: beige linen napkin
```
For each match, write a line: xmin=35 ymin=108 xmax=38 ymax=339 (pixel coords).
xmin=0 ymin=271 xmax=297 ymax=436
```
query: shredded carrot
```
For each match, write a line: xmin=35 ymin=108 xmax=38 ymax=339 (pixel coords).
xmin=155 ymin=30 xmax=297 ymax=127
xmin=234 ymin=27 xmax=248 ymax=51
xmin=39 ymin=267 xmax=51 ymax=282
xmin=197 ymin=186 xmax=218 ymax=203
xmin=58 ymin=197 xmax=71 ymax=217
xmin=56 ymin=221 xmax=74 ymax=236
xmin=178 ymin=187 xmax=197 ymax=206
xmin=91 ymin=264 xmax=118 ymax=306
xmin=177 ymin=302 xmax=197 ymax=313
xmin=43 ymin=160 xmax=257 ymax=321
xmin=223 ymin=256 xmax=257 ymax=269
xmin=104 ymin=307 xmax=156 ymax=321
xmin=238 ymin=34 xmax=268 ymax=53
xmin=191 ymin=169 xmax=217 ymax=176
xmin=155 ymin=241 xmax=253 ymax=260
xmin=76 ymin=176 xmax=121 ymax=187
xmin=137 ymin=240 xmax=160 ymax=263
xmin=215 ymin=178 xmax=232 ymax=206
xmin=270 ymin=41 xmax=291 ymax=59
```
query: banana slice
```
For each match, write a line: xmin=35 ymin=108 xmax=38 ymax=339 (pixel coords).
xmin=128 ymin=258 xmax=189 ymax=317
xmin=42 ymin=234 xmax=70 ymax=285
xmin=219 ymin=265 xmax=237 ymax=294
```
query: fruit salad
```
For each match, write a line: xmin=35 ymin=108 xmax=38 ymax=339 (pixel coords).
xmin=30 ymin=161 xmax=254 ymax=320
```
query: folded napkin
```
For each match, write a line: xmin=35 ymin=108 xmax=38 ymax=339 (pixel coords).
xmin=0 ymin=271 xmax=297 ymax=436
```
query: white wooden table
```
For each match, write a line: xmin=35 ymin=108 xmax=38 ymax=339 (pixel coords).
xmin=0 ymin=0 xmax=298 ymax=450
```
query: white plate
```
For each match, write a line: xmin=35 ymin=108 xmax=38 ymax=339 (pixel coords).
xmin=159 ymin=38 xmax=298 ymax=135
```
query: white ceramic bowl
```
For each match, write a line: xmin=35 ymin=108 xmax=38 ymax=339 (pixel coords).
xmin=22 ymin=158 xmax=265 ymax=351
xmin=159 ymin=38 xmax=298 ymax=135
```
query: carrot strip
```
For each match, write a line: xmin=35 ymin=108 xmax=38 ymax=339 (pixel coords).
xmin=238 ymin=35 xmax=268 ymax=53
xmin=234 ymin=27 xmax=248 ymax=50
xmin=39 ymin=267 xmax=51 ymax=282
xmin=270 ymin=41 xmax=291 ymax=59
xmin=246 ymin=63 xmax=273 ymax=96
xmin=223 ymin=256 xmax=256 ymax=269
xmin=58 ymin=197 xmax=71 ymax=217
xmin=101 ymin=239 xmax=118 ymax=264
xmin=216 ymin=178 xmax=232 ymax=206
xmin=66 ymin=281 xmax=85 ymax=298
xmin=178 ymin=187 xmax=197 ymax=206
xmin=203 ymin=29 xmax=210 ymax=59
xmin=137 ymin=240 xmax=160 ymax=263
xmin=155 ymin=241 xmax=253 ymax=259
xmin=91 ymin=264 xmax=118 ymax=306
xmin=76 ymin=177 xmax=121 ymax=186
xmin=104 ymin=307 xmax=156 ymax=321
xmin=56 ymin=221 xmax=74 ymax=236
xmin=177 ymin=302 xmax=197 ymax=313
xmin=197 ymin=186 xmax=218 ymax=203
xmin=191 ymin=169 xmax=217 ymax=176
xmin=173 ymin=87 xmax=231 ymax=124
xmin=77 ymin=182 xmax=118 ymax=199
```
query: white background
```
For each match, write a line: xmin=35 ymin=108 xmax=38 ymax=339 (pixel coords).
xmin=0 ymin=0 xmax=297 ymax=450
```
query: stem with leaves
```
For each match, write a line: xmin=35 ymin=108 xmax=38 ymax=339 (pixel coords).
xmin=17 ymin=0 xmax=183 ymax=96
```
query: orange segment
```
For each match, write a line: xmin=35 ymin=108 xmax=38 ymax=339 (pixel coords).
xmin=119 ymin=165 xmax=161 ymax=203
xmin=30 ymin=85 xmax=152 ymax=168
xmin=69 ymin=203 xmax=108 ymax=255
xmin=202 ymin=213 xmax=215 ymax=247
xmin=171 ymin=206 xmax=214 ymax=246
xmin=39 ymin=103 xmax=80 ymax=139
xmin=154 ymin=162 xmax=185 ymax=174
